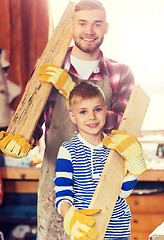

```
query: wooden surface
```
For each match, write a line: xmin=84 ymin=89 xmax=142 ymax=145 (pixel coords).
xmin=6 ymin=1 xmax=75 ymax=141
xmin=127 ymin=193 xmax=164 ymax=214
xmin=1 ymin=167 xmax=164 ymax=194
xmin=3 ymin=180 xmax=39 ymax=194
xmin=1 ymin=167 xmax=40 ymax=193
xmin=138 ymin=169 xmax=164 ymax=181
xmin=1 ymin=167 xmax=40 ymax=180
xmin=127 ymin=193 xmax=164 ymax=240
xmin=89 ymin=85 xmax=150 ymax=239
xmin=1 ymin=167 xmax=164 ymax=181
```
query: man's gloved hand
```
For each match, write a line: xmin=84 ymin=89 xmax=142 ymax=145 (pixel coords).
xmin=103 ymin=130 xmax=147 ymax=175
xmin=0 ymin=131 xmax=34 ymax=158
xmin=64 ymin=206 xmax=101 ymax=240
xmin=39 ymin=63 xmax=75 ymax=102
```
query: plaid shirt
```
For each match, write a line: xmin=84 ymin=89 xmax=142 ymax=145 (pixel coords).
xmin=33 ymin=47 xmax=134 ymax=143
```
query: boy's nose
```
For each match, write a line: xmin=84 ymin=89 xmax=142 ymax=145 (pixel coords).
xmin=89 ymin=111 xmax=95 ymax=119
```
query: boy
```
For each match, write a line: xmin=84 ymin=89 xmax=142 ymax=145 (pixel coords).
xmin=54 ymin=82 xmax=145 ymax=240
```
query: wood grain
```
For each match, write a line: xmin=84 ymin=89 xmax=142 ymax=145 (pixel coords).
xmin=6 ymin=1 xmax=75 ymax=141
xmin=89 ymin=85 xmax=150 ymax=239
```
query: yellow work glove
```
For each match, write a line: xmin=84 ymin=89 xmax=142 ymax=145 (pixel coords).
xmin=64 ymin=206 xmax=101 ymax=240
xmin=103 ymin=130 xmax=147 ymax=175
xmin=0 ymin=131 xmax=34 ymax=158
xmin=39 ymin=63 xmax=75 ymax=102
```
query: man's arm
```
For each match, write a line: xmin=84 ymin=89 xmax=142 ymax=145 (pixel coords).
xmin=104 ymin=65 xmax=135 ymax=133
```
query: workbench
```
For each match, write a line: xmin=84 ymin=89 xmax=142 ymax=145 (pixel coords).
xmin=1 ymin=167 xmax=40 ymax=193
xmin=1 ymin=167 xmax=164 ymax=193
xmin=127 ymin=169 xmax=164 ymax=240
xmin=1 ymin=167 xmax=164 ymax=240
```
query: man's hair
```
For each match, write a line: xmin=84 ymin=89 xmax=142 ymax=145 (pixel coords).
xmin=75 ymin=0 xmax=105 ymax=13
xmin=69 ymin=81 xmax=105 ymax=110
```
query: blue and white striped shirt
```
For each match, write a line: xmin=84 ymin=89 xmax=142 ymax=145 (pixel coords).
xmin=54 ymin=134 xmax=137 ymax=239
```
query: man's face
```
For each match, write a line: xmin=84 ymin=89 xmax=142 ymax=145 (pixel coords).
xmin=71 ymin=9 xmax=108 ymax=54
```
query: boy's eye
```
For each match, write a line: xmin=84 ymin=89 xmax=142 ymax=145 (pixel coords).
xmin=95 ymin=107 xmax=102 ymax=112
xmin=79 ymin=110 xmax=86 ymax=114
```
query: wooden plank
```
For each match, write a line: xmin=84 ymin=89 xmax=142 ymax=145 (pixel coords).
xmin=6 ymin=1 xmax=75 ymax=141
xmin=89 ymin=85 xmax=150 ymax=239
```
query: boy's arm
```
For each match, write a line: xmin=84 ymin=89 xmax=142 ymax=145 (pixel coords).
xmin=119 ymin=172 xmax=137 ymax=198
xmin=60 ymin=201 xmax=72 ymax=217
xmin=54 ymin=145 xmax=74 ymax=214
xmin=55 ymin=145 xmax=101 ymax=240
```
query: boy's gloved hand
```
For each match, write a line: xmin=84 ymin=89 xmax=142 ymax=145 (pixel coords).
xmin=39 ymin=63 xmax=75 ymax=102
xmin=64 ymin=206 xmax=101 ymax=240
xmin=103 ymin=130 xmax=147 ymax=175
xmin=0 ymin=131 xmax=34 ymax=158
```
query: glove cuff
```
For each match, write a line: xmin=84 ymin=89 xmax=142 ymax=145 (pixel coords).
xmin=63 ymin=205 xmax=76 ymax=235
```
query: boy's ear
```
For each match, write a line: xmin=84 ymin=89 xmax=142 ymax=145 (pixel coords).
xmin=68 ymin=111 xmax=76 ymax=124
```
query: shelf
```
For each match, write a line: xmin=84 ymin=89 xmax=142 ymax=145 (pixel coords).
xmin=138 ymin=169 xmax=164 ymax=182
xmin=1 ymin=167 xmax=40 ymax=180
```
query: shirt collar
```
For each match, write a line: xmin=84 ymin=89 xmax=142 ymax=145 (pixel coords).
xmin=77 ymin=133 xmax=107 ymax=150
xmin=63 ymin=47 xmax=110 ymax=79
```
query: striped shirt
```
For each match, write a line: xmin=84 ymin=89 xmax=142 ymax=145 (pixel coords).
xmin=32 ymin=47 xmax=134 ymax=144
xmin=54 ymin=134 xmax=137 ymax=239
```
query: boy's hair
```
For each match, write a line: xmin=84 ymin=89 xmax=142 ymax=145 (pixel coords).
xmin=75 ymin=0 xmax=105 ymax=13
xmin=69 ymin=81 xmax=105 ymax=110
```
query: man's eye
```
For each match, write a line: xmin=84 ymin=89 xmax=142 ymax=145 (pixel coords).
xmin=79 ymin=22 xmax=86 ymax=27
xmin=95 ymin=23 xmax=102 ymax=28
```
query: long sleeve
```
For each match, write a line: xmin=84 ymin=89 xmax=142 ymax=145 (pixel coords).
xmin=119 ymin=173 xmax=137 ymax=198
xmin=54 ymin=146 xmax=74 ymax=214
xmin=104 ymin=64 xmax=135 ymax=133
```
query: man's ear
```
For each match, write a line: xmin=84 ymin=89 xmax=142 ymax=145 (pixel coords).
xmin=68 ymin=111 xmax=76 ymax=124
xmin=105 ymin=22 xmax=109 ymax=34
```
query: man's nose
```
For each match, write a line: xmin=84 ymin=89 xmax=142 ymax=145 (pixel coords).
xmin=85 ymin=24 xmax=94 ymax=34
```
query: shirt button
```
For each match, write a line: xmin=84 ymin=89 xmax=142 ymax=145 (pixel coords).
xmin=94 ymin=67 xmax=99 ymax=73
xmin=95 ymin=167 xmax=97 ymax=170
xmin=65 ymin=63 xmax=70 ymax=71
xmin=94 ymin=152 xmax=97 ymax=155
xmin=94 ymin=160 xmax=97 ymax=162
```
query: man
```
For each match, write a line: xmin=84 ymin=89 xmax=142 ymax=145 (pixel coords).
xmin=0 ymin=1 xmax=134 ymax=239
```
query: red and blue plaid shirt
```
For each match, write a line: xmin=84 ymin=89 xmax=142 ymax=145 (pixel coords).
xmin=33 ymin=47 xmax=134 ymax=143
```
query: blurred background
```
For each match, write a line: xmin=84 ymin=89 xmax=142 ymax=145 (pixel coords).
xmin=0 ymin=0 xmax=164 ymax=239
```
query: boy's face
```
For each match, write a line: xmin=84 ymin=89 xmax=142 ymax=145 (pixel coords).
xmin=71 ymin=9 xmax=108 ymax=54
xmin=69 ymin=96 xmax=107 ymax=140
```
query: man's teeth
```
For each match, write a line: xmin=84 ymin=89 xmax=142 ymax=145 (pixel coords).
xmin=83 ymin=38 xmax=94 ymax=41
